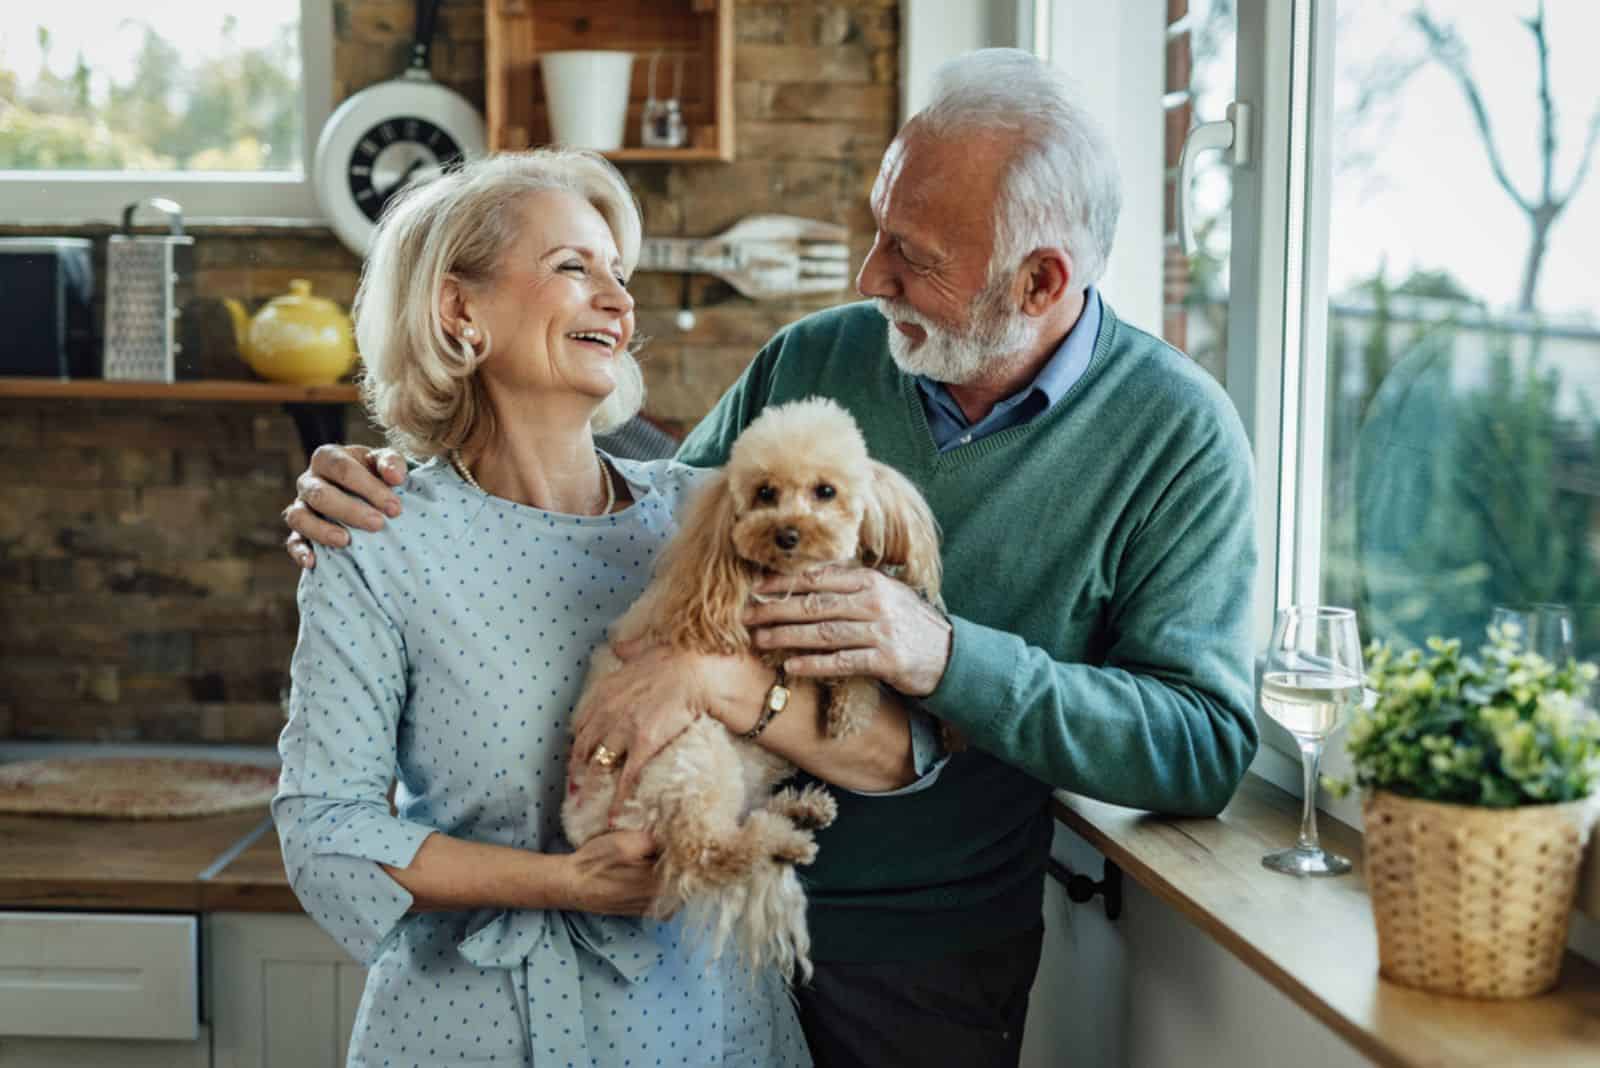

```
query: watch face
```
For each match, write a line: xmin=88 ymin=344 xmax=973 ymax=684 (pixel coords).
xmin=346 ymin=117 xmax=465 ymax=222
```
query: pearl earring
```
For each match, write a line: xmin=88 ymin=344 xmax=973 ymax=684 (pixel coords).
xmin=462 ymin=325 xmax=479 ymax=342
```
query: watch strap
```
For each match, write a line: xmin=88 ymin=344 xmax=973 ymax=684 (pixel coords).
xmin=738 ymin=664 xmax=790 ymax=741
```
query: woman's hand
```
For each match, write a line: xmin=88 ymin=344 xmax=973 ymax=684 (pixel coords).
xmin=558 ymin=829 xmax=663 ymax=916
xmin=570 ymin=643 xmax=712 ymax=821
xmin=283 ymin=444 xmax=410 ymax=569
xmin=570 ymin=642 xmax=769 ymax=822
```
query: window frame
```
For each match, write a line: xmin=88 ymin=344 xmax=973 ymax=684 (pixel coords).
xmin=1223 ymin=0 xmax=1367 ymax=814
xmin=0 ymin=0 xmax=335 ymax=224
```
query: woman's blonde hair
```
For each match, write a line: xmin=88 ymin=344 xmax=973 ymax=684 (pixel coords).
xmin=354 ymin=149 xmax=646 ymax=460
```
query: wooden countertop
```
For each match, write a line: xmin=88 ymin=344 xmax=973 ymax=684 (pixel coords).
xmin=199 ymin=815 xmax=300 ymax=912
xmin=0 ymin=808 xmax=293 ymax=912
xmin=1054 ymin=774 xmax=1600 ymax=1068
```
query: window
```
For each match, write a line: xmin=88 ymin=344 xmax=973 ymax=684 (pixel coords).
xmin=1162 ymin=0 xmax=1234 ymax=387
xmin=1162 ymin=0 xmax=1600 ymax=820
xmin=0 ymin=0 xmax=333 ymax=221
xmin=1315 ymin=0 xmax=1600 ymax=664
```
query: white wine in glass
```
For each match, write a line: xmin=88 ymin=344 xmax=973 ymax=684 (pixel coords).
xmin=1260 ymin=671 xmax=1362 ymax=738
xmin=1260 ymin=606 xmax=1363 ymax=877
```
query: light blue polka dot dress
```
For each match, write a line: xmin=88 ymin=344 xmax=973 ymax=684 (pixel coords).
xmin=274 ymin=455 xmax=812 ymax=1068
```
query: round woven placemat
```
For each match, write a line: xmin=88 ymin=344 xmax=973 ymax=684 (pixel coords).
xmin=0 ymin=757 xmax=279 ymax=820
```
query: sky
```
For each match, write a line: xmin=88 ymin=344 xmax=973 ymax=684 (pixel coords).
xmin=1194 ymin=0 xmax=1600 ymax=320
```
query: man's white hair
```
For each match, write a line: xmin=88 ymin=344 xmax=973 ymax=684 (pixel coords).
xmin=915 ymin=47 xmax=1121 ymax=291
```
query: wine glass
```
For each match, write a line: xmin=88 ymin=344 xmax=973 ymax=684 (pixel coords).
xmin=1259 ymin=606 xmax=1364 ymax=877
xmin=1490 ymin=603 xmax=1576 ymax=664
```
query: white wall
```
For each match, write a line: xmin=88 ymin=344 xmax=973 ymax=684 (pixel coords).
xmin=1022 ymin=824 xmax=1372 ymax=1068
xmin=1043 ymin=1 xmax=1166 ymax=335
xmin=899 ymin=0 xmax=1166 ymax=333
xmin=899 ymin=0 xmax=1025 ymax=122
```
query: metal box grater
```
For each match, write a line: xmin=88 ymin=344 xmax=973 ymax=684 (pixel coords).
xmin=103 ymin=198 xmax=196 ymax=382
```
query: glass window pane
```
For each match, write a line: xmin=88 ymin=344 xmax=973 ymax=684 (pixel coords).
xmin=1166 ymin=0 xmax=1235 ymax=385
xmin=1319 ymin=0 xmax=1600 ymax=658
xmin=0 ymin=3 xmax=303 ymax=173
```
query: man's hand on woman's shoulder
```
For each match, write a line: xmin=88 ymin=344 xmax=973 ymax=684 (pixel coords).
xmin=284 ymin=444 xmax=410 ymax=569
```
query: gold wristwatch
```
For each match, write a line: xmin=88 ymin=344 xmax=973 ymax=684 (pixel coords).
xmin=739 ymin=665 xmax=790 ymax=740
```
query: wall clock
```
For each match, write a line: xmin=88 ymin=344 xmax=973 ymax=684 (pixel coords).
xmin=312 ymin=0 xmax=486 ymax=256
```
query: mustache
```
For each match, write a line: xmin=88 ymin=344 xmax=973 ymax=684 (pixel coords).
xmin=874 ymin=299 xmax=940 ymax=333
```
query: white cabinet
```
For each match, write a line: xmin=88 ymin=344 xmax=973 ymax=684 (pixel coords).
xmin=206 ymin=913 xmax=367 ymax=1068
xmin=0 ymin=1031 xmax=211 ymax=1067
xmin=0 ymin=912 xmax=199 ymax=1039
xmin=1020 ymin=827 xmax=1127 ymax=1068
xmin=0 ymin=911 xmax=207 ymax=1067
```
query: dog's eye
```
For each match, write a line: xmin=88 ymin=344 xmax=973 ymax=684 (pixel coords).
xmin=755 ymin=484 xmax=778 ymax=505
xmin=814 ymin=483 xmax=837 ymax=501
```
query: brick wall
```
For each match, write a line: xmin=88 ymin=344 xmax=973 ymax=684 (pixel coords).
xmin=0 ymin=0 xmax=900 ymax=745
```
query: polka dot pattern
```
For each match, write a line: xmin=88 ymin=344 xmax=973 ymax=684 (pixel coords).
xmin=274 ymin=456 xmax=810 ymax=1067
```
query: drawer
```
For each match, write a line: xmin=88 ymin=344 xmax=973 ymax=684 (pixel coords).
xmin=0 ymin=912 xmax=198 ymax=1040
xmin=0 ymin=1026 xmax=210 ymax=1067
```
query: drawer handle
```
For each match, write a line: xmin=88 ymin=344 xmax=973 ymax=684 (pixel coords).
xmin=1047 ymin=857 xmax=1122 ymax=922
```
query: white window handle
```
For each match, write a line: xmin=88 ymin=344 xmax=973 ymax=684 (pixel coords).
xmin=1175 ymin=101 xmax=1252 ymax=257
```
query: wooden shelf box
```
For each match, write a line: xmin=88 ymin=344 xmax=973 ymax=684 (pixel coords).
xmin=485 ymin=0 xmax=735 ymax=162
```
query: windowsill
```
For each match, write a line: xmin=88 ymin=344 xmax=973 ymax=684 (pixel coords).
xmin=1052 ymin=774 xmax=1600 ymax=1068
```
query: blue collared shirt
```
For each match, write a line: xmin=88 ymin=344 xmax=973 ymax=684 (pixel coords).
xmin=915 ymin=288 xmax=1103 ymax=451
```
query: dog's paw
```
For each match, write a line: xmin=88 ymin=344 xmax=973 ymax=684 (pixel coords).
xmin=767 ymin=784 xmax=838 ymax=831
xmin=749 ymin=810 xmax=818 ymax=866
xmin=769 ymin=826 xmax=818 ymax=867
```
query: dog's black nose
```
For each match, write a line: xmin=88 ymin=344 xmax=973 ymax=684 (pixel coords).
xmin=774 ymin=527 xmax=801 ymax=551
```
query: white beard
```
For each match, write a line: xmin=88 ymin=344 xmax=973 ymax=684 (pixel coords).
xmin=875 ymin=280 xmax=1032 ymax=385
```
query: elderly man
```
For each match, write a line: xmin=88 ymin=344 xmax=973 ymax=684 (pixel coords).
xmin=284 ymin=48 xmax=1257 ymax=1068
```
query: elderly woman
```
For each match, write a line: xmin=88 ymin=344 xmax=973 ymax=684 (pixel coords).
xmin=274 ymin=150 xmax=855 ymax=1067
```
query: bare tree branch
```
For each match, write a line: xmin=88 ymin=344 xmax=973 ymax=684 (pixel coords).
xmin=1412 ymin=5 xmax=1532 ymax=215
xmin=1526 ymin=1 xmax=1555 ymax=204
xmin=1558 ymin=105 xmax=1600 ymax=210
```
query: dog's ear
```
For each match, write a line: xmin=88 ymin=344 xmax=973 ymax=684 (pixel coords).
xmin=861 ymin=460 xmax=943 ymax=606
xmin=655 ymin=469 xmax=753 ymax=654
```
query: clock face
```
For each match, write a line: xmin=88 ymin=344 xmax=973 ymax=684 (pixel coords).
xmin=314 ymin=77 xmax=486 ymax=256
xmin=346 ymin=116 xmax=465 ymax=222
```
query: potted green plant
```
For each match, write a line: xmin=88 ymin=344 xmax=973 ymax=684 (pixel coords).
xmin=1331 ymin=626 xmax=1600 ymax=998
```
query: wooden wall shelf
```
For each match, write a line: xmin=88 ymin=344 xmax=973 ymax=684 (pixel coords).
xmin=602 ymin=146 xmax=729 ymax=163
xmin=0 ymin=379 xmax=359 ymax=405
xmin=486 ymin=0 xmax=735 ymax=162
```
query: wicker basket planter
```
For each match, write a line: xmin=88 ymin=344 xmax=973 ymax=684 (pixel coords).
xmin=1363 ymin=789 xmax=1597 ymax=999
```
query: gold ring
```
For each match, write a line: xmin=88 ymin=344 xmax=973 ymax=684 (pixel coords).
xmin=592 ymin=744 xmax=621 ymax=769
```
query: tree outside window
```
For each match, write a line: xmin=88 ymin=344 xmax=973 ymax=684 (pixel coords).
xmin=1 ymin=6 xmax=303 ymax=173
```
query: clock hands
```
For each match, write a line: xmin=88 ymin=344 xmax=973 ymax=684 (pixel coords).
xmin=342 ymin=118 xmax=466 ymax=227
xmin=381 ymin=157 xmax=428 ymax=201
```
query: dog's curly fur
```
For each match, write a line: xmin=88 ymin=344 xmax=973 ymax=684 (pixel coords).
xmin=562 ymin=397 xmax=943 ymax=982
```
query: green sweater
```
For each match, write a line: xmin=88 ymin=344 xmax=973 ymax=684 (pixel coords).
xmin=677 ymin=300 xmax=1259 ymax=963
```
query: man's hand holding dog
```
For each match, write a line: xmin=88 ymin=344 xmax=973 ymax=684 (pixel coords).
xmin=747 ymin=566 xmax=952 ymax=698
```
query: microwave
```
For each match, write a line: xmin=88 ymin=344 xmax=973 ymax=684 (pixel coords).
xmin=0 ymin=237 xmax=96 ymax=378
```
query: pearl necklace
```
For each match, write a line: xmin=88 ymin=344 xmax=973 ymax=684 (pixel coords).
xmin=450 ymin=449 xmax=616 ymax=516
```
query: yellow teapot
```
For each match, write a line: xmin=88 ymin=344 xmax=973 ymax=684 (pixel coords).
xmin=224 ymin=279 xmax=357 ymax=386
